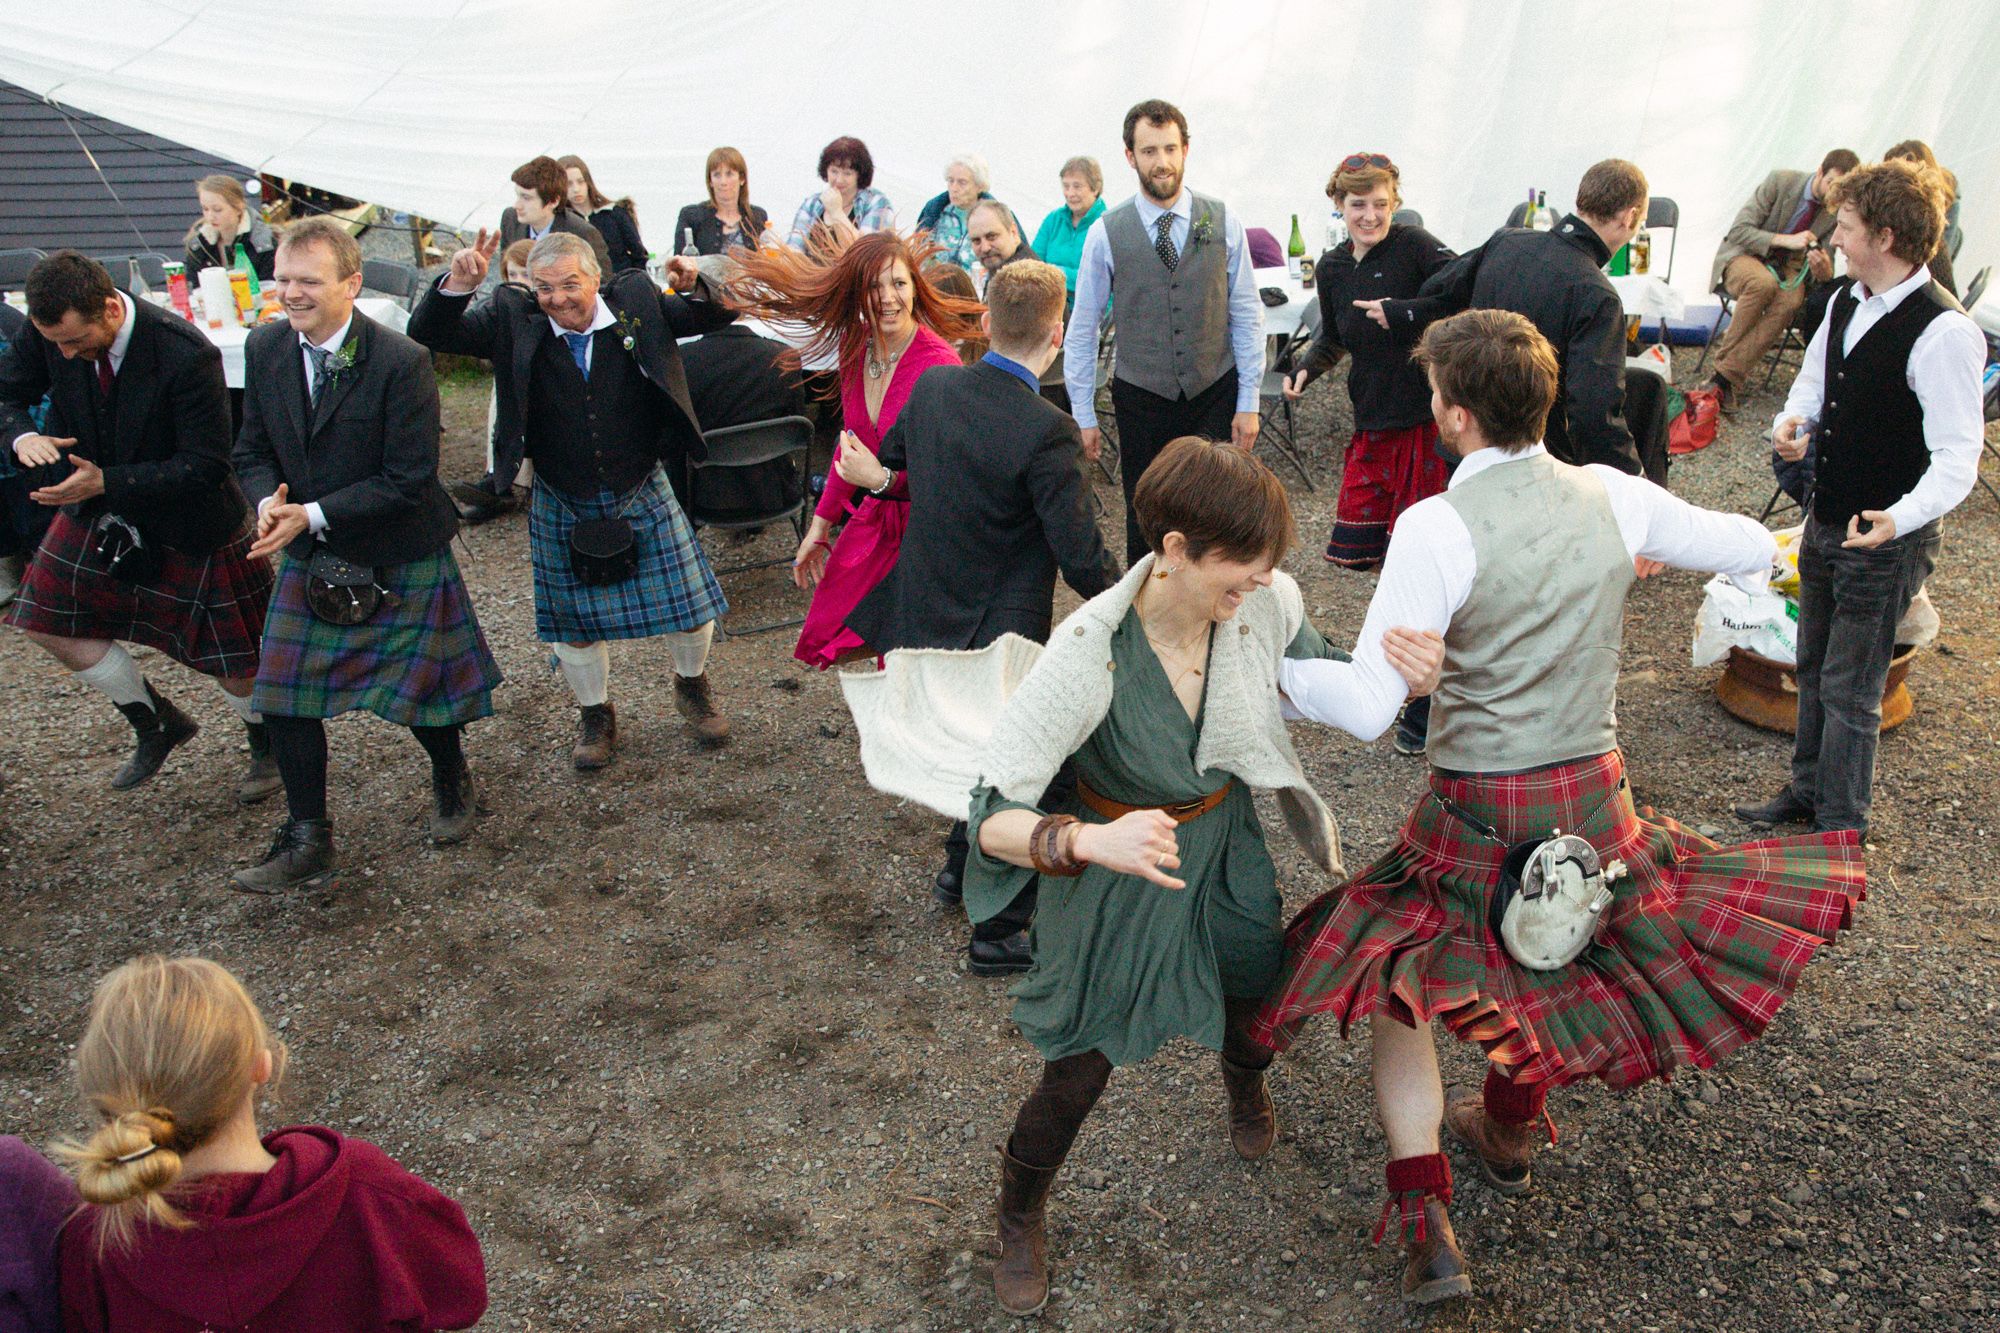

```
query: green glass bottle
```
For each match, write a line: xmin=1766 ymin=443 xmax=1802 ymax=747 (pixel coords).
xmin=1286 ymin=214 xmax=1306 ymax=279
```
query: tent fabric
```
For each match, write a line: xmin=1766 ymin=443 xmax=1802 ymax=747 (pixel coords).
xmin=1 ymin=2 xmax=1992 ymax=300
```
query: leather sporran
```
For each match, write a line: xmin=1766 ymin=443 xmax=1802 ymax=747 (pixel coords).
xmin=1487 ymin=834 xmax=1628 ymax=972
xmin=568 ymin=516 xmax=638 ymax=586
xmin=88 ymin=512 xmax=164 ymax=586
xmin=305 ymin=548 xmax=384 ymax=625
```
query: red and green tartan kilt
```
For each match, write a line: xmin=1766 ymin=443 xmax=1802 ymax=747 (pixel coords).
xmin=3 ymin=511 xmax=272 ymax=678
xmin=1251 ymin=751 xmax=1866 ymax=1090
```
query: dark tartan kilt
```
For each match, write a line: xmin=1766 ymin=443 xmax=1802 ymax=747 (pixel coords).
xmin=4 ymin=511 xmax=271 ymax=678
xmin=1252 ymin=751 xmax=1866 ymax=1090
xmin=251 ymin=547 xmax=501 ymax=728
xmin=528 ymin=469 xmax=727 ymax=643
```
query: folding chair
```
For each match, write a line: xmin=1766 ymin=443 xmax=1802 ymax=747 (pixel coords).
xmin=0 ymin=247 xmax=47 ymax=290
xmin=1758 ymin=486 xmax=1800 ymax=524
xmin=1391 ymin=208 xmax=1424 ymax=229
xmin=1256 ymin=305 xmax=1318 ymax=489
xmin=1963 ymin=265 xmax=1988 ymax=314
xmin=686 ymin=414 xmax=815 ymax=636
xmin=361 ymin=258 xmax=426 ymax=310
xmin=97 ymin=253 xmax=171 ymax=290
xmin=1643 ymin=197 xmax=1679 ymax=285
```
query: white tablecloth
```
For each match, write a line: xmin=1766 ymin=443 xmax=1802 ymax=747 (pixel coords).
xmin=181 ymin=298 xmax=412 ymax=388
xmin=1253 ymin=266 xmax=1315 ymax=341
xmin=1609 ymin=274 xmax=1685 ymax=320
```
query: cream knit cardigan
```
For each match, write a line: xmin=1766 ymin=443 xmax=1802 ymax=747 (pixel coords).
xmin=839 ymin=553 xmax=1344 ymax=876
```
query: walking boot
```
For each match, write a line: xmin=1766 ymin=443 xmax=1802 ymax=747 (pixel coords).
xmin=111 ymin=683 xmax=199 ymax=790
xmin=1401 ymin=1198 xmax=1472 ymax=1306
xmin=232 ymin=818 xmax=336 ymax=894
xmin=237 ymin=720 xmax=282 ymax=805
xmin=673 ymin=671 xmax=731 ymax=747
xmin=429 ymin=759 xmax=477 ymax=846
xmin=1219 ymin=1055 xmax=1278 ymax=1160
xmin=968 ymin=930 xmax=1033 ymax=976
xmin=1444 ymin=1087 xmax=1537 ymax=1195
xmin=993 ymin=1142 xmax=1059 ymax=1317
xmin=1734 ymin=785 xmax=1814 ymax=828
xmin=572 ymin=702 xmax=617 ymax=770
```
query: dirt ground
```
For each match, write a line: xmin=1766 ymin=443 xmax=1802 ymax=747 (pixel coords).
xmin=2 ymin=336 xmax=1997 ymax=1333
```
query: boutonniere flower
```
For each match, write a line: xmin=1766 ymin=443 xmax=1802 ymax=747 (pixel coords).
xmin=614 ymin=310 xmax=641 ymax=352
xmin=324 ymin=339 xmax=360 ymax=385
xmin=1189 ymin=215 xmax=1215 ymax=247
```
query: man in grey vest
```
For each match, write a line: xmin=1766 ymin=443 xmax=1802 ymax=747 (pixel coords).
xmin=1064 ymin=98 xmax=1265 ymax=564
xmin=1268 ymin=309 xmax=1860 ymax=1308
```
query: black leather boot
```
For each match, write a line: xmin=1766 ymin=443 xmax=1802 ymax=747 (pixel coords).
xmin=232 ymin=818 xmax=336 ymax=894
xmin=237 ymin=720 xmax=282 ymax=805
xmin=969 ymin=930 xmax=1033 ymax=976
xmin=111 ymin=683 xmax=199 ymax=790
xmin=1734 ymin=786 xmax=1814 ymax=827
xmin=429 ymin=760 xmax=477 ymax=846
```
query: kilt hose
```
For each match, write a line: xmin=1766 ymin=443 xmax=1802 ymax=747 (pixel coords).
xmin=251 ymin=547 xmax=500 ymax=728
xmin=1252 ymin=750 xmax=1865 ymax=1090
xmin=4 ymin=511 xmax=271 ymax=678
xmin=528 ymin=468 xmax=727 ymax=644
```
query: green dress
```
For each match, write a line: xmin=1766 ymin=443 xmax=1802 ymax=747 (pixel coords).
xmin=965 ymin=608 xmax=1343 ymax=1066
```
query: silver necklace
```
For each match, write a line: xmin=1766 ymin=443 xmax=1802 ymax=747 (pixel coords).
xmin=865 ymin=328 xmax=916 ymax=380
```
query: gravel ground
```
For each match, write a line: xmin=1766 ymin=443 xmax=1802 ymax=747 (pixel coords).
xmin=2 ymin=324 xmax=1997 ymax=1332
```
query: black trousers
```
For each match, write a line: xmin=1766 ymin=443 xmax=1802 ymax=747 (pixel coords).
xmin=1108 ymin=370 xmax=1239 ymax=566
xmin=949 ymin=765 xmax=1077 ymax=942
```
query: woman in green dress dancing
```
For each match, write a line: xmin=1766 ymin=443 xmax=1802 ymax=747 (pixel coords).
xmin=964 ymin=438 xmax=1442 ymax=1316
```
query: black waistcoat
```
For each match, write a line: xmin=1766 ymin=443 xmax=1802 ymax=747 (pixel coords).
xmin=1812 ymin=279 xmax=1952 ymax=526
xmin=525 ymin=326 xmax=666 ymax=498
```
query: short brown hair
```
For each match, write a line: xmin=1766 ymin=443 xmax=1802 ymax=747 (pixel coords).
xmin=1820 ymin=148 xmax=1861 ymax=176
xmin=1122 ymin=98 xmax=1188 ymax=151
xmin=1575 ymin=159 xmax=1647 ymax=222
xmin=1132 ymin=437 xmax=1295 ymax=564
xmin=985 ymin=261 xmax=1066 ymax=353
xmin=1326 ymin=153 xmax=1400 ymax=207
xmin=501 ymin=238 xmax=534 ymax=278
xmin=1415 ymin=309 xmax=1559 ymax=452
xmin=1826 ymin=159 xmax=1948 ymax=264
xmin=276 ymin=216 xmax=361 ymax=279
xmin=24 ymin=250 xmax=118 ymax=326
xmin=511 ymin=155 xmax=568 ymax=207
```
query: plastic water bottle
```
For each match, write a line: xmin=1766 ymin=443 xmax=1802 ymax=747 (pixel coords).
xmin=681 ymin=228 xmax=698 ymax=259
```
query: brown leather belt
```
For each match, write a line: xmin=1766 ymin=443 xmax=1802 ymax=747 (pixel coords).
xmin=1076 ymin=777 xmax=1234 ymax=824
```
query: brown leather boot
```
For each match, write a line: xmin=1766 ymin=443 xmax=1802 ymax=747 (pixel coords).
xmin=1402 ymin=1198 xmax=1472 ymax=1305
xmin=1219 ymin=1055 xmax=1277 ymax=1160
xmin=673 ymin=671 xmax=730 ymax=747
xmin=572 ymin=702 xmax=617 ymax=770
xmin=993 ymin=1142 xmax=1058 ymax=1317
xmin=1445 ymin=1086 xmax=1536 ymax=1195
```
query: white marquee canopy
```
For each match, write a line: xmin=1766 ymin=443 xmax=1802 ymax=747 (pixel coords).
xmin=4 ymin=1 xmax=1994 ymax=299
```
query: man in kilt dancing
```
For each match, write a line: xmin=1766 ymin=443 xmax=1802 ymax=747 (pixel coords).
xmin=410 ymin=231 xmax=735 ymax=769
xmin=231 ymin=218 xmax=503 ymax=891
xmin=1 ymin=252 xmax=276 ymax=799
xmin=1261 ymin=310 xmax=1866 ymax=1305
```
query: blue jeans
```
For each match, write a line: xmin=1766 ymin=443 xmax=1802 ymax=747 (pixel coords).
xmin=1790 ymin=515 xmax=1938 ymax=831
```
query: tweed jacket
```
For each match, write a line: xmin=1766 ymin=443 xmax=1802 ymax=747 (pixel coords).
xmin=948 ymin=554 xmax=1342 ymax=874
xmin=1708 ymin=170 xmax=1840 ymax=291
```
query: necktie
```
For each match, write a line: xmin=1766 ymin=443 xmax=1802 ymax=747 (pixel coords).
xmin=1154 ymin=211 xmax=1179 ymax=273
xmin=305 ymin=344 xmax=332 ymax=405
xmin=562 ymin=331 xmax=592 ymax=380
xmin=96 ymin=356 xmax=114 ymax=398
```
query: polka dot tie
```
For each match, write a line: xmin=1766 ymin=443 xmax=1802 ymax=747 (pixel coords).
xmin=1154 ymin=211 xmax=1179 ymax=272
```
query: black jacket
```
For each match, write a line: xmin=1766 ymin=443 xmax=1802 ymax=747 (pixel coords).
xmin=498 ymin=205 xmax=613 ymax=278
xmin=848 ymin=359 xmax=1117 ymax=651
xmin=184 ymin=217 xmax=277 ymax=281
xmin=231 ymin=312 xmax=459 ymax=566
xmin=1385 ymin=215 xmax=1640 ymax=474
xmin=587 ymin=204 xmax=649 ymax=272
xmin=1299 ymin=224 xmax=1456 ymax=431
xmin=671 ymin=202 xmax=772 ymax=256
xmin=0 ymin=293 xmax=247 ymax=553
xmin=407 ymin=267 xmax=736 ymax=496
xmin=680 ymin=323 xmax=808 ymax=520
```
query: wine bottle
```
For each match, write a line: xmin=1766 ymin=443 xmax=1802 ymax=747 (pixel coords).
xmin=1286 ymin=214 xmax=1306 ymax=280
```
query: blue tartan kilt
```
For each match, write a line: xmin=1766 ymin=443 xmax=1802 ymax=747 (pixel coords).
xmin=529 ymin=469 xmax=727 ymax=643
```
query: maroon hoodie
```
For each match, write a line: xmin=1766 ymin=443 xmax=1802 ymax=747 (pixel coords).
xmin=59 ymin=1125 xmax=486 ymax=1332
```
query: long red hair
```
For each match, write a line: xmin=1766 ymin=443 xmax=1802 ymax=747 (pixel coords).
xmin=728 ymin=230 xmax=984 ymax=375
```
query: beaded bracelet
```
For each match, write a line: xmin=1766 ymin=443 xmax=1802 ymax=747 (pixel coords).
xmin=1028 ymin=814 xmax=1086 ymax=878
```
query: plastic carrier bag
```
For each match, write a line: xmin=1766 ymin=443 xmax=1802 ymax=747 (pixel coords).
xmin=1693 ymin=575 xmax=1799 ymax=666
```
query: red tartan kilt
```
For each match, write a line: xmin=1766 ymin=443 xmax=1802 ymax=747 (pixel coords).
xmin=1251 ymin=751 xmax=1867 ymax=1090
xmin=4 ymin=511 xmax=273 ymax=679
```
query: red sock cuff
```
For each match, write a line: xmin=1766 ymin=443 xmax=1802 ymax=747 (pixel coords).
xmin=1484 ymin=1066 xmax=1546 ymax=1126
xmin=1384 ymin=1151 xmax=1452 ymax=1200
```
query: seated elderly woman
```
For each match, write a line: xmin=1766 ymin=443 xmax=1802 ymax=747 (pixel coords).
xmin=914 ymin=153 xmax=995 ymax=271
xmin=953 ymin=439 xmax=1442 ymax=1316
xmin=1030 ymin=156 xmax=1107 ymax=304
xmin=674 ymin=146 xmax=772 ymax=256
xmin=786 ymin=136 xmax=895 ymax=250
xmin=183 ymin=173 xmax=275 ymax=279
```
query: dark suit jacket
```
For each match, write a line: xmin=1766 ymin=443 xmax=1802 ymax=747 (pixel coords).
xmin=679 ymin=323 xmax=807 ymax=518
xmin=1385 ymin=216 xmax=1641 ymax=475
xmin=408 ymin=267 xmax=736 ymax=495
xmin=499 ymin=205 xmax=614 ymax=277
xmin=232 ymin=312 xmax=458 ymax=566
xmin=672 ymin=202 xmax=772 ymax=257
xmin=0 ymin=293 xmax=246 ymax=553
xmin=848 ymin=359 xmax=1117 ymax=651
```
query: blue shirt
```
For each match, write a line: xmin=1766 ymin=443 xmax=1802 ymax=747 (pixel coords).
xmin=981 ymin=350 xmax=1040 ymax=392
xmin=1063 ymin=187 xmax=1265 ymax=428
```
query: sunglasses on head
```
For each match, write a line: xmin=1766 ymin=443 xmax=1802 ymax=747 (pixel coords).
xmin=1340 ymin=152 xmax=1394 ymax=171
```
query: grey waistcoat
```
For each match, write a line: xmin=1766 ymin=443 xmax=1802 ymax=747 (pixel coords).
xmin=1105 ymin=192 xmax=1235 ymax=401
xmin=1427 ymin=452 xmax=1636 ymax=773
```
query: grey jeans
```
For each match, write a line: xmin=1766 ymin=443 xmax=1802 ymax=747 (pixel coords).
xmin=1790 ymin=515 xmax=1939 ymax=831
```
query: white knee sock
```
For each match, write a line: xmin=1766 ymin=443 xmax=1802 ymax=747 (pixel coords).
xmin=665 ymin=622 xmax=714 ymax=678
xmin=217 ymin=682 xmax=261 ymax=725
xmin=74 ymin=644 xmax=150 ymax=708
xmin=552 ymin=641 xmax=610 ymax=706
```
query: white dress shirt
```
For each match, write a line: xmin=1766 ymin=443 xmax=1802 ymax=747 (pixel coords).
xmin=1774 ymin=262 xmax=1987 ymax=535
xmin=1063 ymin=187 xmax=1265 ymax=427
xmin=546 ymin=297 xmax=618 ymax=375
xmin=10 ymin=292 xmax=136 ymax=453
xmin=1280 ymin=444 xmax=1779 ymax=741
